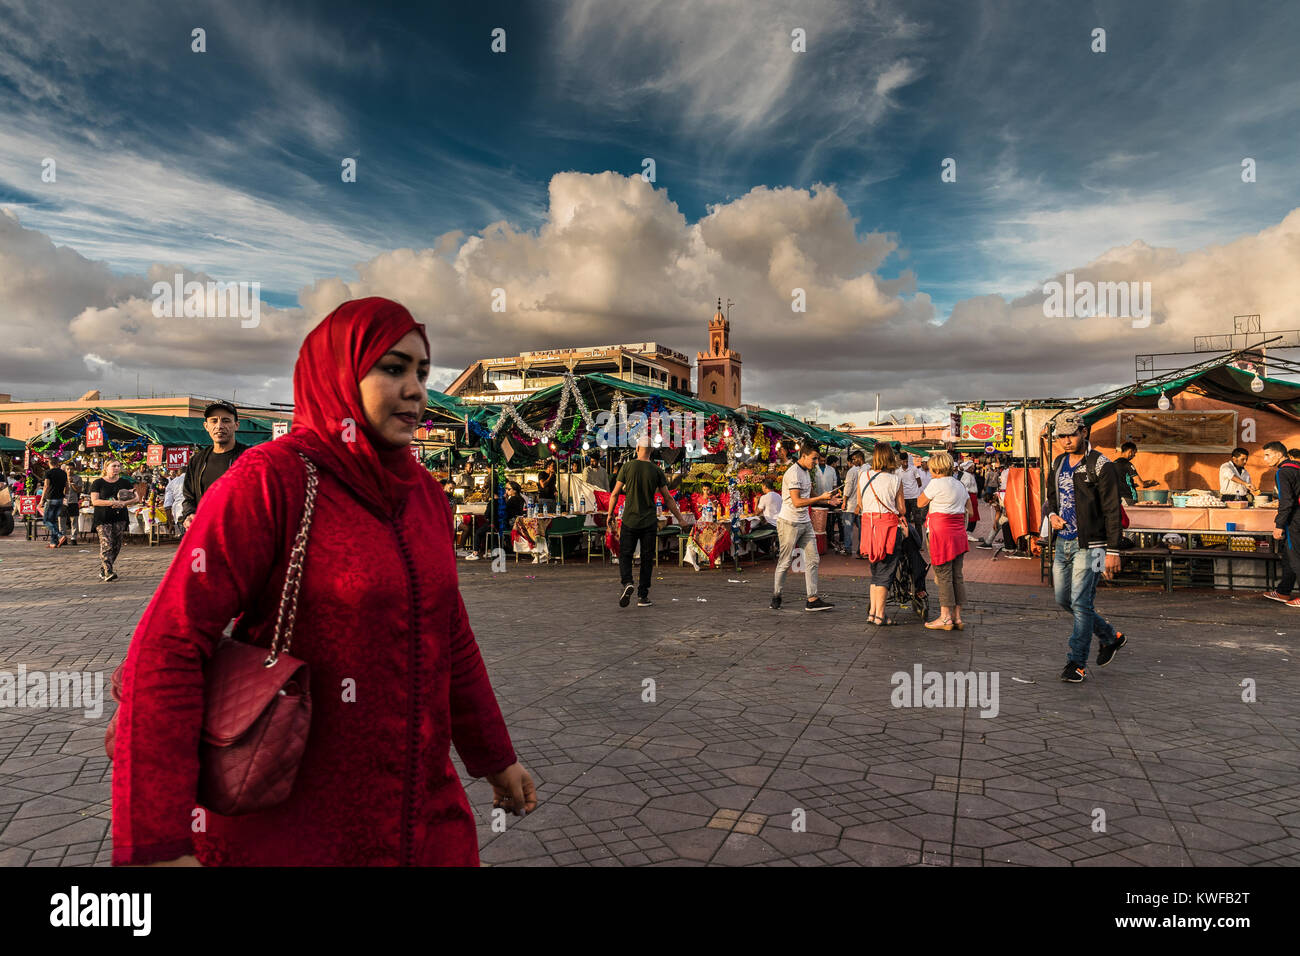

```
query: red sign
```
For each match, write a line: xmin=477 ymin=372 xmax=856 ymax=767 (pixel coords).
xmin=968 ymin=422 xmax=996 ymax=441
xmin=410 ymin=445 xmax=422 ymax=460
xmin=166 ymin=447 xmax=191 ymax=468
xmin=85 ymin=423 xmax=104 ymax=448
xmin=146 ymin=444 xmax=165 ymax=467
xmin=18 ymin=496 xmax=38 ymax=516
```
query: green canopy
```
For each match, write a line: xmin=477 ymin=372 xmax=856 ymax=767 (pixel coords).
xmin=0 ymin=435 xmax=25 ymax=453
xmin=37 ymin=408 xmax=275 ymax=447
xmin=1082 ymin=363 xmax=1300 ymax=424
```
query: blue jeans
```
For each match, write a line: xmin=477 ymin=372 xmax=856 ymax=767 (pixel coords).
xmin=42 ymin=500 xmax=64 ymax=541
xmin=1053 ymin=538 xmax=1118 ymax=664
xmin=844 ymin=512 xmax=860 ymax=555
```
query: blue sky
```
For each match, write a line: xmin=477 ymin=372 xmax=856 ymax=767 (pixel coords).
xmin=2 ymin=0 xmax=1298 ymax=416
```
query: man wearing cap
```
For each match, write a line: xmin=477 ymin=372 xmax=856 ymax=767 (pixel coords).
xmin=180 ymin=401 xmax=246 ymax=531
xmin=1042 ymin=413 xmax=1127 ymax=683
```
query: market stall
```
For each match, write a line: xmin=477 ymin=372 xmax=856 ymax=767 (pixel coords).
xmin=21 ymin=407 xmax=274 ymax=543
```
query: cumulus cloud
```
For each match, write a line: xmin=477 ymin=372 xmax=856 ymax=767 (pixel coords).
xmin=4 ymin=174 xmax=1300 ymax=423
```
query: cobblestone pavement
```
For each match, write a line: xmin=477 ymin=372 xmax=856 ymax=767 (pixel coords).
xmin=2 ymin=533 xmax=1297 ymax=866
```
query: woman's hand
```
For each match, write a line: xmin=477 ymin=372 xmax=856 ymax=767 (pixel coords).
xmin=486 ymin=762 xmax=538 ymax=816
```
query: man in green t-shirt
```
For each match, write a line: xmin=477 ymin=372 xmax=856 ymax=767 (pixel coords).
xmin=607 ymin=434 xmax=687 ymax=607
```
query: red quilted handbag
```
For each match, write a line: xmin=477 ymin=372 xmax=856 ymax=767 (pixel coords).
xmin=105 ymin=455 xmax=319 ymax=816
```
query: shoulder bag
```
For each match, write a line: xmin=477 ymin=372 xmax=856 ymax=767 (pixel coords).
xmin=105 ymin=454 xmax=318 ymax=816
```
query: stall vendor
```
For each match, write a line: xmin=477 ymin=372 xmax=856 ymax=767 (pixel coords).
xmin=581 ymin=454 xmax=610 ymax=492
xmin=1219 ymin=447 xmax=1253 ymax=499
xmin=692 ymin=482 xmax=722 ymax=520
xmin=456 ymin=459 xmax=476 ymax=489
xmin=1113 ymin=442 xmax=1157 ymax=502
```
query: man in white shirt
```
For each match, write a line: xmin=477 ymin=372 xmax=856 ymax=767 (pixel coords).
xmin=758 ymin=478 xmax=783 ymax=523
xmin=813 ymin=452 xmax=842 ymax=552
xmin=162 ymin=467 xmax=186 ymax=535
xmin=1219 ymin=447 xmax=1253 ymax=498
xmin=842 ymin=449 xmax=865 ymax=558
xmin=773 ymin=439 xmax=842 ymax=612
xmin=581 ymin=454 xmax=611 ymax=492
xmin=896 ymin=449 xmax=923 ymax=523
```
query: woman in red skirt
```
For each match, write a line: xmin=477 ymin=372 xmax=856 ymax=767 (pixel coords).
xmin=111 ymin=297 xmax=536 ymax=866
xmin=919 ymin=451 xmax=973 ymax=631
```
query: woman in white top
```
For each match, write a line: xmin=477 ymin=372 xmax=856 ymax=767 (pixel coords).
xmin=918 ymin=451 xmax=973 ymax=630
xmin=860 ymin=444 xmax=908 ymax=626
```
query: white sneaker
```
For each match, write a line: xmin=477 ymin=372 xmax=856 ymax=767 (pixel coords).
xmin=465 ymin=553 xmax=481 ymax=561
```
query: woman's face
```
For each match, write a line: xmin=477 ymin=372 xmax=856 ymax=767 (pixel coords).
xmin=104 ymin=461 xmax=122 ymax=480
xmin=359 ymin=330 xmax=430 ymax=447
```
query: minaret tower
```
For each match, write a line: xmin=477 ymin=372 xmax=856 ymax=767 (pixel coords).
xmin=696 ymin=297 xmax=743 ymax=408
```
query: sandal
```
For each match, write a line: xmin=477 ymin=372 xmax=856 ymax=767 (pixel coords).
xmin=867 ymin=614 xmax=899 ymax=627
xmin=924 ymin=618 xmax=955 ymax=631
xmin=953 ymin=621 xmax=965 ymax=630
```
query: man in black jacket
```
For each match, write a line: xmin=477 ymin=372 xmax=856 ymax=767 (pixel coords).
xmin=180 ymin=401 xmax=246 ymax=531
xmin=1042 ymin=413 xmax=1126 ymax=683
xmin=1261 ymin=442 xmax=1300 ymax=606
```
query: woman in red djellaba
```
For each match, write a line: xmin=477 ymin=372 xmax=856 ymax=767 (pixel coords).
xmin=111 ymin=297 xmax=537 ymax=866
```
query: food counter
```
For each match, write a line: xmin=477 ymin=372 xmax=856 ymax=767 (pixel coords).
xmin=1125 ymin=504 xmax=1276 ymax=533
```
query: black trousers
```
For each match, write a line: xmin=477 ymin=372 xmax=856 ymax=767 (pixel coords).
xmin=1279 ymin=522 xmax=1300 ymax=594
xmin=619 ymin=523 xmax=658 ymax=598
xmin=823 ymin=508 xmax=842 ymax=547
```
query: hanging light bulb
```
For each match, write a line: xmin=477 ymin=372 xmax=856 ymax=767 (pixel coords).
xmin=599 ymin=439 xmax=608 ymax=449
xmin=724 ymin=427 xmax=731 ymax=437
xmin=1251 ymin=373 xmax=1265 ymax=394
xmin=1157 ymin=390 xmax=1172 ymax=411
xmin=582 ymin=439 xmax=590 ymax=451
xmin=549 ymin=441 xmax=556 ymax=451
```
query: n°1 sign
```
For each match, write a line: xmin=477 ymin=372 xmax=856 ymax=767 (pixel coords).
xmin=146 ymin=444 xmax=165 ymax=467
xmin=166 ymin=447 xmax=191 ymax=468
xmin=85 ymin=423 xmax=104 ymax=448
xmin=272 ymin=421 xmax=289 ymax=439
xmin=18 ymin=496 xmax=39 ymax=516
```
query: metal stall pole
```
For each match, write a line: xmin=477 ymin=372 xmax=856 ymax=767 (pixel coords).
xmin=1021 ymin=408 xmax=1031 ymax=560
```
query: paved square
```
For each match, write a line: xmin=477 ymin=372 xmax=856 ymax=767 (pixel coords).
xmin=1 ymin=534 xmax=1298 ymax=866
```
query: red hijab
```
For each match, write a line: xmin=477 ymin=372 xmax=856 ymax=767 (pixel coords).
xmin=281 ymin=297 xmax=431 ymax=519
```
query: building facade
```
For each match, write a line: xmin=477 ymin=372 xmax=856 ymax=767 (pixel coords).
xmin=0 ymin=391 xmax=293 ymax=442
xmin=443 ymin=343 xmax=695 ymax=404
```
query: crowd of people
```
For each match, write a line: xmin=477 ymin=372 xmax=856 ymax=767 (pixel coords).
xmin=14 ymin=295 xmax=1300 ymax=869
xmin=15 ymin=400 xmax=248 ymax=581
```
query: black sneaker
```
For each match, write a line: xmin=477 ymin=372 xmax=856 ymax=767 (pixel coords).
xmin=619 ymin=584 xmax=634 ymax=608
xmin=637 ymin=597 xmax=653 ymax=607
xmin=97 ymin=569 xmax=107 ymax=581
xmin=1059 ymin=661 xmax=1086 ymax=682
xmin=105 ymin=570 xmax=119 ymax=582
xmin=1096 ymin=632 xmax=1127 ymax=667
xmin=804 ymin=598 xmax=834 ymax=612
xmin=770 ymin=594 xmax=782 ymax=610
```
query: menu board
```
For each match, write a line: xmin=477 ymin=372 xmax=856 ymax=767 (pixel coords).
xmin=1116 ymin=410 xmax=1237 ymax=454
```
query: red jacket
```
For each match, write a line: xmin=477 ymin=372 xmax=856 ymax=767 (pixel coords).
xmin=111 ymin=438 xmax=516 ymax=865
